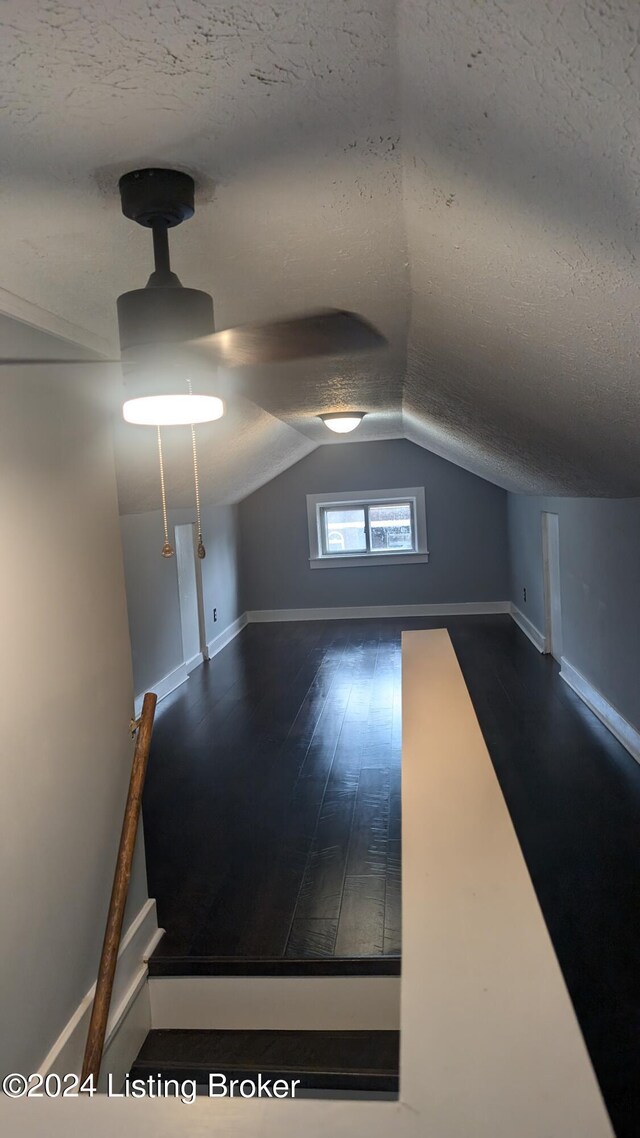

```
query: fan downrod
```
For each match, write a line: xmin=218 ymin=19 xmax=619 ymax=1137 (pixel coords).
xmin=116 ymin=168 xmax=215 ymax=352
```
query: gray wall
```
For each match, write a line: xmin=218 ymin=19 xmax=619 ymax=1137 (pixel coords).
xmin=0 ymin=362 xmax=148 ymax=1076
xmin=508 ymin=494 xmax=640 ymax=731
xmin=239 ymin=439 xmax=509 ymax=610
xmin=120 ymin=502 xmax=241 ymax=696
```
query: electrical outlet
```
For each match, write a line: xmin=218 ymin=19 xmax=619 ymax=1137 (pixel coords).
xmin=213 ymin=608 xmax=217 ymax=622
xmin=523 ymin=587 xmax=527 ymax=603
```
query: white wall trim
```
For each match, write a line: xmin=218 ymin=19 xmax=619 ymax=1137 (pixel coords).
xmin=185 ymin=650 xmax=204 ymax=674
xmin=246 ymin=602 xmax=511 ymax=623
xmin=97 ymin=975 xmax=151 ymax=1093
xmin=135 ymin=603 xmax=522 ymax=712
xmin=510 ymin=604 xmax=548 ymax=653
xmin=134 ymin=662 xmax=188 ymax=717
xmin=207 ymin=611 xmax=248 ymax=659
xmin=38 ymin=899 xmax=164 ymax=1084
xmin=560 ymin=658 xmax=640 ymax=765
xmin=0 ymin=284 xmax=114 ymax=358
xmin=306 ymin=485 xmax=428 ymax=567
xmin=134 ymin=615 xmax=248 ymax=717
xmin=310 ymin=551 xmax=430 ymax=569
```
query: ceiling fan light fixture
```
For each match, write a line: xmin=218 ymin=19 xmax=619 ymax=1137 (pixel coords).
xmin=122 ymin=393 xmax=224 ymax=426
xmin=320 ymin=411 xmax=366 ymax=434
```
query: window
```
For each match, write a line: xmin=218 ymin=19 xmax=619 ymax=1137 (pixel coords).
xmin=307 ymin=487 xmax=428 ymax=569
xmin=320 ymin=502 xmax=414 ymax=556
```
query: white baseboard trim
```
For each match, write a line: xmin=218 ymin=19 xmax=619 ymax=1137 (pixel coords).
xmin=207 ymin=612 xmax=248 ymax=659
xmin=135 ymin=605 xmax=513 ymax=712
xmin=510 ymin=604 xmax=548 ymax=653
xmin=185 ymin=650 xmax=204 ymax=674
xmin=246 ymin=602 xmax=511 ymax=623
xmin=134 ymin=616 xmax=249 ymax=717
xmin=99 ymin=974 xmax=151 ymax=1092
xmin=560 ymin=658 xmax=640 ymax=765
xmin=38 ymin=898 xmax=164 ymax=1086
xmin=134 ymin=662 xmax=188 ymax=717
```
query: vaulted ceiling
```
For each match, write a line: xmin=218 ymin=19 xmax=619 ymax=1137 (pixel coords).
xmin=2 ymin=0 xmax=640 ymax=511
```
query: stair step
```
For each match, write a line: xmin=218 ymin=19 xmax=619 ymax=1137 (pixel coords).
xmin=130 ymin=1029 xmax=400 ymax=1094
xmin=148 ymin=955 xmax=401 ymax=978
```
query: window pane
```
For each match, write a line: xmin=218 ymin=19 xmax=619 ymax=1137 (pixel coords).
xmin=323 ymin=507 xmax=367 ymax=553
xmin=369 ymin=502 xmax=414 ymax=551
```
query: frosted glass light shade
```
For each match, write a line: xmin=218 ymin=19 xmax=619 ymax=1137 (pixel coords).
xmin=320 ymin=412 xmax=366 ymax=434
xmin=123 ymin=393 xmax=224 ymax=426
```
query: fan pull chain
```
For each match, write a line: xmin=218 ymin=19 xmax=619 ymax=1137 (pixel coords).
xmin=187 ymin=378 xmax=206 ymax=559
xmin=157 ymin=426 xmax=174 ymax=558
xmin=191 ymin=422 xmax=206 ymax=559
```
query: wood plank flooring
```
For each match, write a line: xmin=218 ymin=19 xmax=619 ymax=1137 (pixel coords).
xmin=145 ymin=618 xmax=402 ymax=960
xmin=142 ymin=615 xmax=640 ymax=1137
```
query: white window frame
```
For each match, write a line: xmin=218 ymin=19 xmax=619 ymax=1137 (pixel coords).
xmin=306 ymin=487 xmax=429 ymax=569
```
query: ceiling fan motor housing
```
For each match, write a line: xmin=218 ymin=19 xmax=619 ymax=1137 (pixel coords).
xmin=117 ymin=286 xmax=214 ymax=352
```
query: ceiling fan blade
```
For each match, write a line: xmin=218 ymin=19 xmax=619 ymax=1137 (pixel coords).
xmin=185 ymin=309 xmax=386 ymax=367
xmin=0 ymin=311 xmax=385 ymax=368
xmin=0 ymin=358 xmax=119 ymax=366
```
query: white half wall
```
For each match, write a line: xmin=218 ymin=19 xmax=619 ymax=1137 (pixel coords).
xmin=400 ymin=629 xmax=612 ymax=1135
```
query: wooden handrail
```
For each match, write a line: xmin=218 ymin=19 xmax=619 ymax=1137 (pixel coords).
xmin=81 ymin=692 xmax=157 ymax=1083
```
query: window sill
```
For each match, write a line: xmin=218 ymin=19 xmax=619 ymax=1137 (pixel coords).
xmin=310 ymin=551 xmax=429 ymax=570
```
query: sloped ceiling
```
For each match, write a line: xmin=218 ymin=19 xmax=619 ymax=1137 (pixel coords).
xmin=1 ymin=0 xmax=639 ymax=511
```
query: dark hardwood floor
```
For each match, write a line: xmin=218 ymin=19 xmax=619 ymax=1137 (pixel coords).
xmin=142 ymin=615 xmax=640 ymax=1137
xmin=145 ymin=618 xmax=402 ymax=961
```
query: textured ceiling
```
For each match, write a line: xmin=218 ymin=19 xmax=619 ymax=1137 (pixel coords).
xmin=1 ymin=0 xmax=640 ymax=509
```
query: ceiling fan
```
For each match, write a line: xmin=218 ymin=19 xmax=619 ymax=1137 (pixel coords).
xmin=1 ymin=168 xmax=386 ymax=426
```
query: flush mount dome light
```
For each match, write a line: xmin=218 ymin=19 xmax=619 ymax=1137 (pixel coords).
xmin=122 ymin=393 xmax=224 ymax=425
xmin=320 ymin=411 xmax=366 ymax=434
